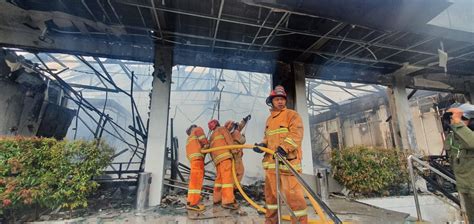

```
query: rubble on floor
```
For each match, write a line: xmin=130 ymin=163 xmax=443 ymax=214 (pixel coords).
xmin=159 ymin=195 xmax=186 ymax=209
xmin=39 ymin=183 xmax=135 ymax=221
xmin=28 ymin=194 xmax=416 ymax=224
xmin=23 ymin=178 xmax=416 ymax=224
xmin=239 ymin=180 xmax=265 ymax=202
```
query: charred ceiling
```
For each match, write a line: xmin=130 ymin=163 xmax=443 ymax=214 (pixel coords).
xmin=0 ymin=0 xmax=473 ymax=87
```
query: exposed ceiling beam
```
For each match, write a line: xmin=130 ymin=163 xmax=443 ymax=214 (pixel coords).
xmin=115 ymin=59 xmax=144 ymax=91
xmin=118 ymin=1 xmax=459 ymax=58
xmin=69 ymin=83 xmax=119 ymax=92
xmin=296 ymin=22 xmax=346 ymax=61
xmin=312 ymin=91 xmax=339 ymax=106
xmin=150 ymin=0 xmax=164 ymax=44
xmin=259 ymin=11 xmax=289 ymax=51
xmin=211 ymin=0 xmax=225 ymax=51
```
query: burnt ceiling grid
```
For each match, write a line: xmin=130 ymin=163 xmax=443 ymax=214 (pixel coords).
xmin=2 ymin=0 xmax=474 ymax=79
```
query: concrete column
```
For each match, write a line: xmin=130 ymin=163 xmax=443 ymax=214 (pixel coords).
xmin=387 ymin=88 xmax=403 ymax=149
xmin=335 ymin=114 xmax=344 ymax=150
xmin=144 ymin=48 xmax=173 ymax=206
xmin=293 ymin=63 xmax=314 ymax=174
xmin=387 ymin=73 xmax=418 ymax=152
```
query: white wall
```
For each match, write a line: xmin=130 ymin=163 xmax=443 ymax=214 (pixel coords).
xmin=312 ymin=96 xmax=445 ymax=158
xmin=410 ymin=103 xmax=445 ymax=155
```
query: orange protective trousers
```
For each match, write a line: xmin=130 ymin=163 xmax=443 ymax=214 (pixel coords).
xmin=187 ymin=159 xmax=204 ymax=206
xmin=213 ymin=159 xmax=235 ymax=205
xmin=264 ymin=169 xmax=308 ymax=224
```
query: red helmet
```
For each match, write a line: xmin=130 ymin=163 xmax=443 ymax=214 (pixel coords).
xmin=266 ymin=85 xmax=287 ymax=106
xmin=208 ymin=119 xmax=219 ymax=131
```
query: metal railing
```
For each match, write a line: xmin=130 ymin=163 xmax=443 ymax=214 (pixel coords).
xmin=274 ymin=153 xmax=342 ymax=224
xmin=407 ymin=155 xmax=458 ymax=221
xmin=101 ymin=162 xmax=142 ymax=180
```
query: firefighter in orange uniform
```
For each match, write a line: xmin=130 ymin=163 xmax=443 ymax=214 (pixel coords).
xmin=208 ymin=119 xmax=239 ymax=209
xmin=185 ymin=124 xmax=209 ymax=211
xmin=253 ymin=85 xmax=308 ymax=224
xmin=224 ymin=115 xmax=251 ymax=184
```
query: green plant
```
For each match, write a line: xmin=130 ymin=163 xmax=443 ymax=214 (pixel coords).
xmin=0 ymin=137 xmax=113 ymax=220
xmin=330 ymin=146 xmax=408 ymax=195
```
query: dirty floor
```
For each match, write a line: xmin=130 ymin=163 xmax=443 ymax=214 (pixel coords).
xmin=29 ymin=195 xmax=415 ymax=224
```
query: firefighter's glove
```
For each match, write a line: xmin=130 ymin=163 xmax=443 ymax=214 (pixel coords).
xmin=253 ymin=143 xmax=266 ymax=153
xmin=275 ymin=146 xmax=288 ymax=158
xmin=243 ymin=115 xmax=252 ymax=122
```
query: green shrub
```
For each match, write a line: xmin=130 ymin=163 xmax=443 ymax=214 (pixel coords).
xmin=330 ymin=146 xmax=408 ymax=195
xmin=0 ymin=137 xmax=113 ymax=220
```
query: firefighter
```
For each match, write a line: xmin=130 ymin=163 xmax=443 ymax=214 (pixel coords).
xmin=253 ymin=85 xmax=308 ymax=224
xmin=443 ymin=103 xmax=474 ymax=222
xmin=224 ymin=115 xmax=251 ymax=184
xmin=208 ymin=119 xmax=239 ymax=209
xmin=185 ymin=124 xmax=209 ymax=211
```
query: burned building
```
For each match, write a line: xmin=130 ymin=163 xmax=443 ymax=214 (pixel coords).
xmin=310 ymin=86 xmax=469 ymax=165
xmin=0 ymin=50 xmax=75 ymax=139
xmin=1 ymin=0 xmax=474 ymax=222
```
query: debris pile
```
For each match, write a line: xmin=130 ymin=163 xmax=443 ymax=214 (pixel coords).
xmin=240 ymin=180 xmax=265 ymax=202
xmin=160 ymin=195 xmax=186 ymax=209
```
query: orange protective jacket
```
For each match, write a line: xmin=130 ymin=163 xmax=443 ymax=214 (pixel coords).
xmin=230 ymin=129 xmax=246 ymax=155
xmin=186 ymin=126 xmax=209 ymax=161
xmin=209 ymin=126 xmax=234 ymax=165
xmin=262 ymin=107 xmax=303 ymax=172
xmin=231 ymin=129 xmax=245 ymax=183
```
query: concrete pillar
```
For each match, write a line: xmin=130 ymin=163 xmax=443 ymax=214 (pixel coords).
xmin=387 ymin=73 xmax=418 ymax=152
xmin=387 ymin=88 xmax=403 ymax=149
xmin=144 ymin=48 xmax=173 ymax=206
xmin=335 ymin=114 xmax=344 ymax=150
xmin=292 ymin=63 xmax=314 ymax=174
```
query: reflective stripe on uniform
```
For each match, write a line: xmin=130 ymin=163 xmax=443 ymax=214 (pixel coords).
xmin=293 ymin=208 xmax=307 ymax=217
xmin=213 ymin=135 xmax=225 ymax=140
xmin=266 ymin=204 xmax=278 ymax=210
xmin=213 ymin=152 xmax=232 ymax=163
xmin=262 ymin=162 xmax=302 ymax=171
xmin=211 ymin=135 xmax=224 ymax=144
xmin=266 ymin=128 xmax=289 ymax=136
xmin=284 ymin=137 xmax=298 ymax=147
xmin=188 ymin=189 xmax=201 ymax=194
xmin=221 ymin=184 xmax=234 ymax=188
xmin=187 ymin=136 xmax=198 ymax=144
xmin=198 ymin=135 xmax=206 ymax=140
xmin=187 ymin=153 xmax=203 ymax=160
xmin=214 ymin=183 xmax=222 ymax=188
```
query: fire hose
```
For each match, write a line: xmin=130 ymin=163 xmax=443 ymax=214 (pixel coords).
xmin=201 ymin=144 xmax=344 ymax=224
